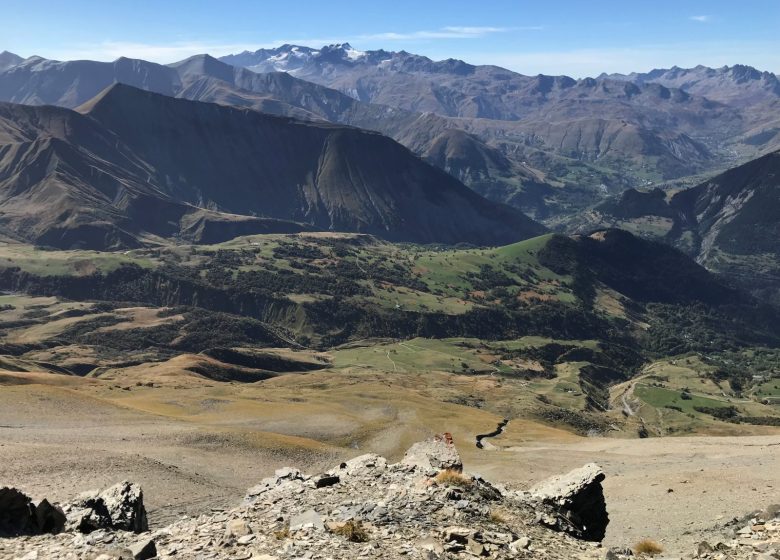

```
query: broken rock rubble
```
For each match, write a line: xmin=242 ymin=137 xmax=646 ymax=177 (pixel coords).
xmin=0 ymin=435 xmax=613 ymax=559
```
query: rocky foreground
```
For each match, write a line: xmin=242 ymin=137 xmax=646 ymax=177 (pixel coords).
xmin=0 ymin=435 xmax=778 ymax=560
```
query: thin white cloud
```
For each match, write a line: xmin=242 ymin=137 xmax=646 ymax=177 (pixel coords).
xmin=689 ymin=15 xmax=712 ymax=23
xmin=356 ymin=26 xmax=526 ymax=41
xmin=442 ymin=26 xmax=509 ymax=34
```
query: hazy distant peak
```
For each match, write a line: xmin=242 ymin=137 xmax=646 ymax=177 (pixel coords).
xmin=0 ymin=51 xmax=24 ymax=71
xmin=600 ymin=63 xmax=780 ymax=106
xmin=170 ymin=53 xmax=222 ymax=65
xmin=169 ymin=53 xmax=236 ymax=84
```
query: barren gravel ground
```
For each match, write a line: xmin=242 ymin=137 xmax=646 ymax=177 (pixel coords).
xmin=1 ymin=374 xmax=778 ymax=554
xmin=0 ymin=382 xmax=345 ymax=528
xmin=472 ymin=433 xmax=780 ymax=553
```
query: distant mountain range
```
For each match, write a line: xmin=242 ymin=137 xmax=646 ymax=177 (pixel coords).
xmin=0 ymin=84 xmax=543 ymax=249
xmin=0 ymin=45 xmax=779 ymax=257
xmin=0 ymin=52 xmax=558 ymax=218
xmin=219 ymin=44 xmax=780 ymax=186
xmin=600 ymin=64 xmax=780 ymax=107
xmin=2 ymin=46 xmax=779 ymax=222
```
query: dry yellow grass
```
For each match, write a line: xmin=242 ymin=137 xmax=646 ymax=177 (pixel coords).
xmin=434 ymin=469 xmax=472 ymax=487
xmin=488 ymin=510 xmax=508 ymax=524
xmin=94 ymin=306 xmax=184 ymax=332
xmin=634 ymin=539 xmax=663 ymax=556
xmin=0 ymin=370 xmax=98 ymax=387
xmin=8 ymin=312 xmax=112 ymax=343
xmin=330 ymin=520 xmax=369 ymax=542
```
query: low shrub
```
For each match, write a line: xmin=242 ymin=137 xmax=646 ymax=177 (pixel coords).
xmin=434 ymin=469 xmax=472 ymax=488
xmin=634 ymin=539 xmax=663 ymax=556
xmin=331 ymin=520 xmax=369 ymax=542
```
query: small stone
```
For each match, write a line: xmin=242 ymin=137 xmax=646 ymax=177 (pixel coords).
xmin=275 ymin=467 xmax=302 ymax=480
xmin=313 ymin=474 xmax=340 ymax=488
xmin=128 ymin=538 xmax=157 ymax=560
xmin=0 ymin=487 xmax=35 ymax=536
xmin=511 ymin=537 xmax=531 ymax=551
xmin=418 ymin=537 xmax=444 ymax=554
xmin=442 ymin=526 xmax=473 ymax=544
xmin=289 ymin=509 xmax=324 ymax=532
xmin=66 ymin=481 xmax=148 ymax=534
xmin=466 ymin=538 xmax=485 ymax=556
xmin=225 ymin=518 xmax=252 ymax=538
xmin=33 ymin=499 xmax=66 ymax=534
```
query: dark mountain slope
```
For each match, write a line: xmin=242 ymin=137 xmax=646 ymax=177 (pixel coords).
xmin=82 ymin=85 xmax=544 ymax=244
xmin=557 ymin=151 xmax=780 ymax=305
xmin=539 ymin=229 xmax=738 ymax=305
xmin=670 ymin=149 xmax=780 ymax=259
xmin=0 ymin=101 xmax=310 ymax=249
xmin=172 ymin=55 xmax=555 ymax=212
xmin=594 ymin=188 xmax=674 ymax=221
xmin=0 ymin=85 xmax=544 ymax=249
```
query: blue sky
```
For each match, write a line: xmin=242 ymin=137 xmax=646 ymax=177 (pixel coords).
xmin=3 ymin=0 xmax=779 ymax=76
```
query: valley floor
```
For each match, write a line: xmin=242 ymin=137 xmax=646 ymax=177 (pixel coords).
xmin=1 ymin=371 xmax=778 ymax=555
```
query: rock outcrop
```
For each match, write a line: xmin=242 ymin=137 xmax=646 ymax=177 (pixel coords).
xmin=64 ymin=481 xmax=148 ymax=534
xmin=0 ymin=438 xmax=608 ymax=559
xmin=2 ymin=438 xmax=778 ymax=559
xmin=0 ymin=487 xmax=66 ymax=537
xmin=402 ymin=433 xmax=463 ymax=473
xmin=521 ymin=463 xmax=609 ymax=541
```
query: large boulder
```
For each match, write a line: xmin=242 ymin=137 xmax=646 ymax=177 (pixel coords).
xmin=33 ymin=499 xmax=67 ymax=534
xmin=0 ymin=487 xmax=66 ymax=536
xmin=402 ymin=433 xmax=463 ymax=473
xmin=525 ymin=463 xmax=609 ymax=541
xmin=0 ymin=487 xmax=35 ymax=537
xmin=65 ymin=481 xmax=148 ymax=534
